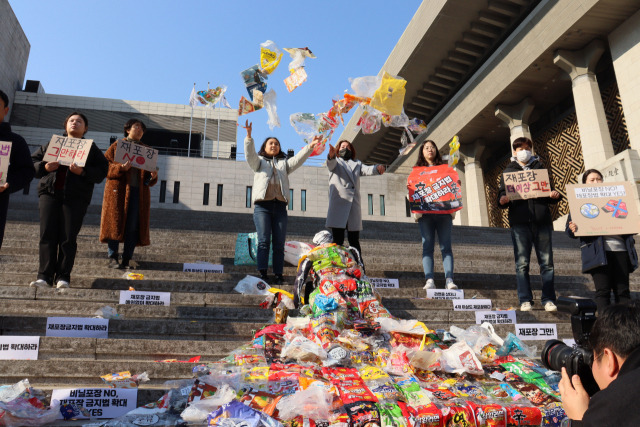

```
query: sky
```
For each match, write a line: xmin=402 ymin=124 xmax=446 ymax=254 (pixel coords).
xmin=9 ymin=0 xmax=421 ymax=164
xmin=9 ymin=0 xmax=422 ymax=164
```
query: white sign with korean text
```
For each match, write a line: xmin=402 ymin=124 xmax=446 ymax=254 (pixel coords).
xmin=426 ymin=289 xmax=464 ymax=300
xmin=183 ymin=263 xmax=224 ymax=273
xmin=0 ymin=336 xmax=39 ymax=360
xmin=504 ymin=169 xmax=551 ymax=200
xmin=119 ymin=291 xmax=171 ymax=306
xmin=370 ymin=278 xmax=399 ymax=289
xmin=51 ymin=388 xmax=137 ymax=419
xmin=515 ymin=323 xmax=557 ymax=341
xmin=114 ymin=140 xmax=158 ymax=172
xmin=475 ymin=310 xmax=517 ymax=325
xmin=452 ymin=299 xmax=492 ymax=311
xmin=46 ymin=317 xmax=108 ymax=338
xmin=43 ymin=135 xmax=93 ymax=167
xmin=0 ymin=141 xmax=12 ymax=186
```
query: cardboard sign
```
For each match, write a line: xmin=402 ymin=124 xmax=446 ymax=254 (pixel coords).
xmin=0 ymin=336 xmax=39 ymax=360
xmin=0 ymin=141 xmax=11 ymax=185
xmin=113 ymin=140 xmax=158 ymax=172
xmin=515 ymin=323 xmax=557 ymax=341
xmin=51 ymin=388 xmax=137 ymax=419
xmin=183 ymin=263 xmax=224 ymax=273
xmin=475 ymin=310 xmax=517 ymax=325
xmin=503 ymin=169 xmax=551 ymax=200
xmin=426 ymin=289 xmax=464 ymax=300
xmin=46 ymin=317 xmax=108 ymax=338
xmin=567 ymin=182 xmax=640 ymax=236
xmin=43 ymin=135 xmax=93 ymax=167
xmin=369 ymin=278 xmax=399 ymax=289
xmin=119 ymin=291 xmax=170 ymax=306
xmin=407 ymin=165 xmax=463 ymax=214
xmin=452 ymin=299 xmax=492 ymax=311
xmin=284 ymin=67 xmax=308 ymax=92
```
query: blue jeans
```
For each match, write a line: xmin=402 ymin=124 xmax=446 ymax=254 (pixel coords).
xmin=108 ymin=189 xmax=140 ymax=261
xmin=418 ymin=214 xmax=454 ymax=280
xmin=510 ymin=223 xmax=556 ymax=305
xmin=253 ymin=200 xmax=287 ymax=275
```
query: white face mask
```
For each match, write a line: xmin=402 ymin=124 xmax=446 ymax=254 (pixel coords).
xmin=516 ymin=149 xmax=532 ymax=163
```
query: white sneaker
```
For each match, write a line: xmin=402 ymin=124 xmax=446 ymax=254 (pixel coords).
xmin=29 ymin=279 xmax=49 ymax=288
xmin=445 ymin=279 xmax=458 ymax=290
xmin=544 ymin=301 xmax=558 ymax=312
xmin=423 ymin=279 xmax=436 ymax=289
xmin=56 ymin=280 xmax=70 ymax=289
xmin=520 ymin=302 xmax=532 ymax=311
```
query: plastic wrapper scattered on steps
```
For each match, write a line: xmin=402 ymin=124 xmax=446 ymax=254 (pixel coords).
xmin=123 ymin=272 xmax=144 ymax=280
xmin=235 ymin=275 xmax=272 ymax=296
xmin=0 ymin=380 xmax=58 ymax=427
xmin=100 ymin=371 xmax=149 ymax=388
xmin=94 ymin=305 xmax=120 ymax=319
xmin=208 ymin=400 xmax=283 ymax=427
xmin=180 ymin=384 xmax=236 ymax=424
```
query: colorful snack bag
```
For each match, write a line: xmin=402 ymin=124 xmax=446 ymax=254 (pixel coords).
xmin=410 ymin=403 xmax=444 ymax=427
xmin=500 ymin=362 xmax=543 ymax=382
xmin=394 ymin=376 xmax=431 ymax=407
xmin=467 ymin=401 xmax=507 ymax=427
xmin=539 ymin=402 xmax=566 ymax=426
xmin=344 ymin=401 xmax=381 ymax=427
xmin=504 ymin=405 xmax=542 ymax=426
xmin=188 ymin=379 xmax=218 ymax=403
xmin=510 ymin=382 xmax=558 ymax=407
xmin=260 ymin=40 xmax=283 ymax=75
xmin=439 ymin=402 xmax=475 ymax=427
xmin=377 ymin=402 xmax=411 ymax=427
xmin=423 ymin=386 xmax=457 ymax=402
xmin=451 ymin=383 xmax=489 ymax=401
xmin=390 ymin=332 xmax=425 ymax=349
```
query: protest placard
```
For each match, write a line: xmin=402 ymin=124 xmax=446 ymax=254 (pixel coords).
xmin=113 ymin=140 xmax=158 ymax=172
xmin=183 ymin=262 xmax=224 ymax=273
xmin=426 ymin=289 xmax=464 ymax=300
xmin=119 ymin=291 xmax=171 ymax=306
xmin=51 ymin=388 xmax=137 ymax=419
xmin=43 ymin=135 xmax=92 ymax=167
xmin=46 ymin=317 xmax=108 ymax=338
xmin=0 ymin=336 xmax=39 ymax=360
xmin=475 ymin=310 xmax=516 ymax=325
xmin=407 ymin=165 xmax=463 ymax=214
xmin=566 ymin=182 xmax=640 ymax=236
xmin=452 ymin=299 xmax=492 ymax=311
xmin=515 ymin=323 xmax=557 ymax=341
xmin=369 ymin=278 xmax=399 ymax=289
xmin=503 ymin=169 xmax=551 ymax=200
xmin=0 ymin=141 xmax=11 ymax=185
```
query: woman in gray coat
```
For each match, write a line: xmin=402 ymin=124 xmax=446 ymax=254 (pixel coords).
xmin=325 ymin=140 xmax=385 ymax=255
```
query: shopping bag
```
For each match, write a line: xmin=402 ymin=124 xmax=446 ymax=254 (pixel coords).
xmin=234 ymin=232 xmax=273 ymax=266
xmin=284 ymin=241 xmax=315 ymax=266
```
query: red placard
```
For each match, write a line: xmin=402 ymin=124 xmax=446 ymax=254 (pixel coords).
xmin=407 ymin=165 xmax=463 ymax=214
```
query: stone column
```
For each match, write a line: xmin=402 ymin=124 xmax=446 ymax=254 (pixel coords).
xmin=461 ymin=139 xmax=489 ymax=227
xmin=554 ymin=39 xmax=614 ymax=167
xmin=453 ymin=161 xmax=466 ymax=226
xmin=609 ymin=9 xmax=640 ymax=151
xmin=495 ymin=97 xmax=535 ymax=153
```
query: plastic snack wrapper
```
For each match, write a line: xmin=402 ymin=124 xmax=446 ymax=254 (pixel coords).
xmin=239 ymin=96 xmax=257 ymax=116
xmin=284 ymin=47 xmax=316 ymax=73
xmin=350 ymin=75 xmax=383 ymax=98
xmin=356 ymin=105 xmax=382 ymax=135
xmin=369 ymin=72 xmax=407 ymax=116
xmin=260 ymin=40 xmax=283 ymax=75
xmin=124 ymin=272 xmax=144 ymax=280
xmin=440 ymin=341 xmax=484 ymax=375
xmin=263 ymin=89 xmax=281 ymax=130
xmin=408 ymin=118 xmax=428 ymax=134
xmin=275 ymin=384 xmax=334 ymax=421
xmin=198 ymin=86 xmax=228 ymax=107
xmin=284 ymin=67 xmax=308 ymax=92
xmin=382 ymin=110 xmax=410 ymax=128
xmin=240 ymin=65 xmax=268 ymax=100
xmin=207 ymin=400 xmax=283 ymax=427
xmin=447 ymin=135 xmax=460 ymax=167
xmin=180 ymin=384 xmax=236 ymax=424
xmin=100 ymin=371 xmax=149 ymax=388
xmin=280 ymin=335 xmax=327 ymax=363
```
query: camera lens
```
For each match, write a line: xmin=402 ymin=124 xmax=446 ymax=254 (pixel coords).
xmin=541 ymin=339 xmax=574 ymax=373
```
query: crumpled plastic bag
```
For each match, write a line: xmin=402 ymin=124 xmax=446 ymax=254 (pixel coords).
xmin=234 ymin=275 xmax=271 ymax=296
xmin=356 ymin=105 xmax=382 ymax=134
xmin=440 ymin=341 xmax=484 ymax=375
xmin=409 ymin=348 xmax=442 ymax=371
xmin=369 ymin=72 xmax=407 ymax=116
xmin=263 ymin=89 xmax=280 ymax=130
xmin=180 ymin=384 xmax=236 ymax=424
xmin=0 ymin=380 xmax=58 ymax=427
xmin=280 ymin=335 xmax=327 ymax=363
xmin=208 ymin=399 xmax=283 ymax=427
xmin=260 ymin=40 xmax=283 ymax=75
xmin=197 ymin=86 xmax=227 ymax=107
xmin=275 ymin=385 xmax=333 ymax=421
xmin=496 ymin=332 xmax=537 ymax=358
xmin=382 ymin=110 xmax=410 ymax=128
xmin=284 ymin=47 xmax=316 ymax=73
xmin=350 ymin=75 xmax=382 ymax=98
xmin=290 ymin=112 xmax=320 ymax=144
xmin=377 ymin=318 xmax=429 ymax=335
xmin=94 ymin=305 xmax=119 ymax=319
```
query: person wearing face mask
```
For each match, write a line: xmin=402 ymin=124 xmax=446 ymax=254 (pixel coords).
xmin=325 ymin=140 xmax=385 ymax=256
xmin=565 ymin=169 xmax=637 ymax=313
xmin=30 ymin=112 xmax=108 ymax=289
xmin=99 ymin=119 xmax=158 ymax=270
xmin=497 ymin=137 xmax=561 ymax=312
xmin=242 ymin=120 xmax=319 ymax=285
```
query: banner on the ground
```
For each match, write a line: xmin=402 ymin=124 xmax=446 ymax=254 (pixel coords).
xmin=452 ymin=299 xmax=492 ymax=311
xmin=0 ymin=336 xmax=39 ymax=360
xmin=183 ymin=262 xmax=224 ymax=273
xmin=369 ymin=278 xmax=399 ymax=289
xmin=515 ymin=323 xmax=557 ymax=341
xmin=43 ymin=135 xmax=93 ymax=167
xmin=51 ymin=388 xmax=137 ymax=419
xmin=566 ymin=181 xmax=640 ymax=236
xmin=475 ymin=310 xmax=516 ymax=325
xmin=407 ymin=165 xmax=463 ymax=214
xmin=426 ymin=289 xmax=464 ymax=300
xmin=46 ymin=317 xmax=108 ymax=338
xmin=114 ymin=139 xmax=159 ymax=172
xmin=119 ymin=291 xmax=171 ymax=306
xmin=503 ymin=169 xmax=551 ymax=200
xmin=0 ymin=141 xmax=11 ymax=186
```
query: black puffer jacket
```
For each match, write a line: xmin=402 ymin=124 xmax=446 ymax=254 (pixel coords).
xmin=32 ymin=140 xmax=108 ymax=205
xmin=496 ymin=157 xmax=560 ymax=226
xmin=0 ymin=122 xmax=35 ymax=196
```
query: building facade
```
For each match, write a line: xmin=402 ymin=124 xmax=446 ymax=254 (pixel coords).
xmin=0 ymin=0 xmax=29 ymax=111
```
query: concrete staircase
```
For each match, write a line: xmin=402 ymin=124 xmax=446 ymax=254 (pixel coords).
xmin=1 ymin=202 xmax=635 ymax=404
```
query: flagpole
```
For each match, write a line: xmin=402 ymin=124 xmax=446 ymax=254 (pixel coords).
xmin=216 ymin=97 xmax=221 ymax=160
xmin=188 ymin=83 xmax=195 ymax=158
xmin=203 ymin=81 xmax=209 ymax=158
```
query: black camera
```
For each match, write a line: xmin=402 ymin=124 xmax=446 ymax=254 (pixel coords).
xmin=541 ymin=296 xmax=600 ymax=396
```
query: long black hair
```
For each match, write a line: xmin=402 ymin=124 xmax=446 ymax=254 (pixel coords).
xmin=415 ymin=139 xmax=443 ymax=167
xmin=258 ymin=136 xmax=286 ymax=159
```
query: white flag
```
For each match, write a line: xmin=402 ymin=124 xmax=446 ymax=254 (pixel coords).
xmin=221 ymin=95 xmax=232 ymax=109
xmin=189 ymin=87 xmax=198 ymax=108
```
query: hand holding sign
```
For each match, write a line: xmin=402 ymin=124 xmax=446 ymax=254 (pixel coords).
xmin=0 ymin=183 xmax=8 ymax=193
xmin=45 ymin=161 xmax=60 ymax=172
xmin=69 ymin=163 xmax=84 ymax=176
xmin=121 ymin=160 xmax=132 ymax=172
xmin=114 ymin=140 xmax=158 ymax=172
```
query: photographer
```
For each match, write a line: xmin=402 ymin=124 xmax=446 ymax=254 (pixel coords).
xmin=559 ymin=301 xmax=640 ymax=425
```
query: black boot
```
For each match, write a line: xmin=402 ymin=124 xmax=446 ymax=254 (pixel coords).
xmin=259 ymin=269 xmax=269 ymax=282
xmin=108 ymin=254 xmax=120 ymax=269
